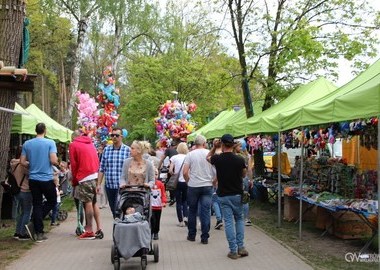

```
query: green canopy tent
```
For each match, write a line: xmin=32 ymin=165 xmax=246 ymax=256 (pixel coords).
xmin=25 ymin=104 xmax=73 ymax=143
xmin=12 ymin=102 xmax=39 ymax=135
xmin=232 ymin=77 xmax=338 ymax=136
xmin=187 ymin=109 xmax=236 ymax=141
xmin=276 ymin=59 xmax=380 ymax=130
xmin=204 ymin=102 xmax=264 ymax=139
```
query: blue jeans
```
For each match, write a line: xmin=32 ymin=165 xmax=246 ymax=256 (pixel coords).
xmin=15 ymin=191 xmax=33 ymax=236
xmin=175 ymin=182 xmax=188 ymax=222
xmin=29 ymin=180 xmax=57 ymax=234
xmin=187 ymin=186 xmax=213 ymax=241
xmin=51 ymin=202 xmax=59 ymax=223
xmin=218 ymin=194 xmax=245 ymax=253
xmin=212 ymin=190 xmax=222 ymax=222
xmin=105 ymin=187 xmax=119 ymax=218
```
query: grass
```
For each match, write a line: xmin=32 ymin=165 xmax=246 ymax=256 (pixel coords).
xmin=0 ymin=196 xmax=75 ymax=269
xmin=251 ymin=201 xmax=378 ymax=270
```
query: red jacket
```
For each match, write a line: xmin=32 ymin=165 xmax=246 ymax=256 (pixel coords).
xmin=150 ymin=180 xmax=167 ymax=210
xmin=69 ymin=136 xmax=99 ymax=186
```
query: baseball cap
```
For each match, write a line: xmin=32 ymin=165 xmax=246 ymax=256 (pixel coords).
xmin=221 ymin=134 xmax=234 ymax=144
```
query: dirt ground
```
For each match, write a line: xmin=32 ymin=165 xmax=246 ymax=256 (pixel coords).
xmin=251 ymin=201 xmax=378 ymax=270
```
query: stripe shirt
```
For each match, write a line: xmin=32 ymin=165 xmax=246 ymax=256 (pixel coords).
xmin=99 ymin=144 xmax=131 ymax=189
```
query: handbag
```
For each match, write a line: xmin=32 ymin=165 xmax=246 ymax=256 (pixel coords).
xmin=0 ymin=164 xmax=26 ymax=196
xmin=166 ymin=161 xmax=184 ymax=191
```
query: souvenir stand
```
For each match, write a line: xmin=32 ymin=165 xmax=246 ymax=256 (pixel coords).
xmin=231 ymin=59 xmax=379 ymax=249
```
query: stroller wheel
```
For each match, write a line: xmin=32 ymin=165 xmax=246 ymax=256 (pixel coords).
xmin=58 ymin=210 xmax=68 ymax=221
xmin=153 ymin=243 xmax=159 ymax=263
xmin=111 ymin=244 xmax=119 ymax=264
xmin=113 ymin=258 xmax=120 ymax=270
xmin=75 ymin=227 xmax=84 ymax=236
xmin=141 ymin=256 xmax=147 ymax=270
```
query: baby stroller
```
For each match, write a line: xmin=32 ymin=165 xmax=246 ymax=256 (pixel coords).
xmin=111 ymin=186 xmax=159 ymax=270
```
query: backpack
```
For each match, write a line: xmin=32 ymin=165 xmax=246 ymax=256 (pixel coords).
xmin=0 ymin=164 xmax=25 ymax=196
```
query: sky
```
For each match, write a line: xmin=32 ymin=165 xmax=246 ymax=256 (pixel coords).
xmin=156 ymin=0 xmax=380 ymax=87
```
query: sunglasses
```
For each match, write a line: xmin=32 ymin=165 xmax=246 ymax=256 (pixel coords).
xmin=110 ymin=134 xmax=121 ymax=138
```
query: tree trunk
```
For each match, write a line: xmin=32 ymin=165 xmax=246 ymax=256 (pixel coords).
xmin=63 ymin=17 xmax=89 ymax=128
xmin=0 ymin=0 xmax=26 ymax=223
xmin=228 ymin=0 xmax=254 ymax=118
xmin=111 ymin=18 xmax=122 ymax=76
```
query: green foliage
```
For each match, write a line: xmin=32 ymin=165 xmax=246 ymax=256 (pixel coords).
xmin=25 ymin=0 xmax=74 ymax=116
xmin=225 ymin=0 xmax=379 ymax=109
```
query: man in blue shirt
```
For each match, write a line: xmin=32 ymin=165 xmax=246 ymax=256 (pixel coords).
xmin=97 ymin=127 xmax=130 ymax=218
xmin=20 ymin=123 xmax=58 ymax=242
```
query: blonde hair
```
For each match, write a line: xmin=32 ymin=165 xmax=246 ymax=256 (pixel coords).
xmin=132 ymin=140 xmax=151 ymax=155
xmin=176 ymin=142 xmax=189 ymax=154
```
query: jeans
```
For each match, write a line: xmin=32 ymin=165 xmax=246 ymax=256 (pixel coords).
xmin=212 ymin=190 xmax=222 ymax=222
xmin=218 ymin=194 xmax=245 ymax=253
xmin=175 ymin=182 xmax=188 ymax=222
xmin=187 ymin=186 xmax=213 ymax=241
xmin=105 ymin=187 xmax=119 ymax=218
xmin=15 ymin=191 xmax=33 ymax=236
xmin=29 ymin=180 xmax=57 ymax=234
xmin=51 ymin=202 xmax=59 ymax=223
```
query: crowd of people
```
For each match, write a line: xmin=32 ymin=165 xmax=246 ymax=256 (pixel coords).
xmin=8 ymin=122 xmax=254 ymax=259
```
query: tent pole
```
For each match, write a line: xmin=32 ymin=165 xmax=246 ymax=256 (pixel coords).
xmin=277 ymin=131 xmax=282 ymax=228
xmin=299 ymin=128 xmax=305 ymax=240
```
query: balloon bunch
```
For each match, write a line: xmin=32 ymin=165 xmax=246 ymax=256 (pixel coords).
xmin=75 ymin=90 xmax=99 ymax=136
xmin=96 ymin=65 xmax=125 ymax=142
xmin=154 ymin=99 xmax=197 ymax=142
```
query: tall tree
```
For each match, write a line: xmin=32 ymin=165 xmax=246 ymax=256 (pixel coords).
xmin=47 ymin=0 xmax=102 ymax=127
xmin=0 ymin=0 xmax=27 ymax=220
xmin=223 ymin=0 xmax=379 ymax=112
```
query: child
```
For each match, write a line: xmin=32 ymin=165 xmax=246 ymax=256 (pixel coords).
xmin=150 ymin=169 xmax=167 ymax=240
xmin=122 ymin=207 xmax=143 ymax=223
xmin=51 ymin=167 xmax=62 ymax=226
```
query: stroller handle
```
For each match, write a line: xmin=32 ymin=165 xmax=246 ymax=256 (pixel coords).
xmin=119 ymin=185 xmax=150 ymax=193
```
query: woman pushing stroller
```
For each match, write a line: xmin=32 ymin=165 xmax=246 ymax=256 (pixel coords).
xmin=119 ymin=140 xmax=155 ymax=190
xmin=112 ymin=140 xmax=159 ymax=269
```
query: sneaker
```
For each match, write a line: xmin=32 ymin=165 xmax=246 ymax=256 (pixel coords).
xmin=238 ymin=247 xmax=249 ymax=257
xmin=183 ymin=217 xmax=188 ymax=226
xmin=187 ymin=236 xmax=195 ymax=242
xmin=201 ymin=239 xmax=208 ymax=244
xmin=153 ymin=233 xmax=159 ymax=240
xmin=177 ymin=221 xmax=185 ymax=227
xmin=36 ymin=233 xmax=48 ymax=243
xmin=25 ymin=222 xmax=36 ymax=241
xmin=13 ymin=233 xmax=20 ymax=239
xmin=227 ymin=252 xmax=238 ymax=260
xmin=78 ymin=231 xmax=96 ymax=240
xmin=18 ymin=234 xmax=31 ymax=241
xmin=50 ymin=222 xmax=60 ymax=226
xmin=169 ymin=200 xmax=176 ymax=206
xmin=95 ymin=229 xmax=104 ymax=238
xmin=245 ymin=219 xmax=252 ymax=226
xmin=214 ymin=220 xmax=223 ymax=230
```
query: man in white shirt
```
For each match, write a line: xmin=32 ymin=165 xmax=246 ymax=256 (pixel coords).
xmin=183 ymin=135 xmax=214 ymax=244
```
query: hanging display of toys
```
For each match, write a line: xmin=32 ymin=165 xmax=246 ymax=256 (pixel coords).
xmin=278 ymin=117 xmax=378 ymax=151
xmin=154 ymin=99 xmax=197 ymax=145
xmin=246 ymin=135 xmax=275 ymax=152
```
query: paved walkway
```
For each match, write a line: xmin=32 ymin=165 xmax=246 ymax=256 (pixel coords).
xmin=6 ymin=204 xmax=313 ymax=270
